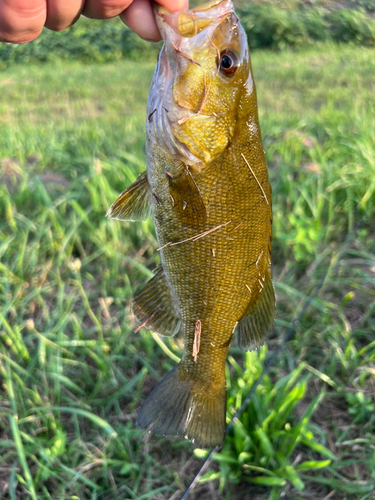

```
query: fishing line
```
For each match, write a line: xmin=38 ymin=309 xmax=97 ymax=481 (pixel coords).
xmin=177 ymin=290 xmax=319 ymax=500
xmin=174 ymin=219 xmax=363 ymax=500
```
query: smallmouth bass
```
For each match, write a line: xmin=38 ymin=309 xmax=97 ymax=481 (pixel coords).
xmin=107 ymin=0 xmax=275 ymax=448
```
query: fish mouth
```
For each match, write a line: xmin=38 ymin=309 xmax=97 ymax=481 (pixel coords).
xmin=153 ymin=0 xmax=235 ymax=87
xmin=154 ymin=0 xmax=234 ymax=40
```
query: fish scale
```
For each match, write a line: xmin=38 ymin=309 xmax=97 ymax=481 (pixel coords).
xmin=106 ymin=0 xmax=275 ymax=448
xmin=158 ymin=142 xmax=270 ymax=347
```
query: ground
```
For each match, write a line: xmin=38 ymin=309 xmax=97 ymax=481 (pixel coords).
xmin=0 ymin=43 xmax=374 ymax=499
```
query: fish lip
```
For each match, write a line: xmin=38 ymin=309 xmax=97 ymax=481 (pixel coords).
xmin=153 ymin=4 xmax=180 ymax=48
xmin=153 ymin=0 xmax=235 ymax=45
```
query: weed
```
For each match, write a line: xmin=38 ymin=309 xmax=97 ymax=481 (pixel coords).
xmin=0 ymin=44 xmax=374 ymax=499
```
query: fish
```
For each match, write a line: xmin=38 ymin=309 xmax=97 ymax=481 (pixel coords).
xmin=106 ymin=0 xmax=275 ymax=448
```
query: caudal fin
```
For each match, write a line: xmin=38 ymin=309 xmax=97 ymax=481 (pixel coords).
xmin=137 ymin=365 xmax=226 ymax=448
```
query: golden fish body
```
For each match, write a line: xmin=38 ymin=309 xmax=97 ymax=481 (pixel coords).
xmin=107 ymin=0 xmax=275 ymax=448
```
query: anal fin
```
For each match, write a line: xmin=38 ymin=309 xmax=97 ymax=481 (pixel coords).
xmin=238 ymin=268 xmax=275 ymax=351
xmin=132 ymin=266 xmax=181 ymax=337
xmin=106 ymin=171 xmax=151 ymax=221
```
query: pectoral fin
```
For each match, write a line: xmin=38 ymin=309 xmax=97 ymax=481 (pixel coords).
xmin=106 ymin=171 xmax=151 ymax=221
xmin=132 ymin=266 xmax=181 ymax=337
xmin=168 ymin=164 xmax=207 ymax=226
xmin=237 ymin=268 xmax=275 ymax=351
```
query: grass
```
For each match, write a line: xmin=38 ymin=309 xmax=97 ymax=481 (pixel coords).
xmin=0 ymin=42 xmax=374 ymax=499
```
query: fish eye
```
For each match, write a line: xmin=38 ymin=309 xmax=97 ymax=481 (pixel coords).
xmin=219 ymin=50 xmax=238 ymax=76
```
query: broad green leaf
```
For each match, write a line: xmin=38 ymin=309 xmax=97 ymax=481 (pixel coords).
xmin=243 ymin=465 xmax=282 ymax=478
xmin=295 ymin=460 xmax=331 ymax=471
xmin=299 ymin=474 xmax=374 ymax=494
xmin=213 ymin=454 xmax=239 ymax=465
xmin=246 ymin=476 xmax=287 ymax=487
xmin=279 ymin=465 xmax=305 ymax=491
xmin=238 ymin=452 xmax=253 ymax=464
xmin=300 ymin=439 xmax=336 ymax=460
xmin=198 ymin=471 xmax=221 ymax=484
xmin=194 ymin=449 xmax=210 ymax=459
xmin=255 ymin=426 xmax=275 ymax=458
xmin=119 ymin=463 xmax=140 ymax=475
xmin=34 ymin=407 xmax=117 ymax=437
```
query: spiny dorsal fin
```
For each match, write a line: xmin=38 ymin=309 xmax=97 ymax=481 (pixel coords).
xmin=106 ymin=171 xmax=151 ymax=221
xmin=132 ymin=266 xmax=181 ymax=337
xmin=237 ymin=268 xmax=275 ymax=351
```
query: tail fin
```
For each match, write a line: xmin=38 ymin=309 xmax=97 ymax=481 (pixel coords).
xmin=137 ymin=365 xmax=226 ymax=448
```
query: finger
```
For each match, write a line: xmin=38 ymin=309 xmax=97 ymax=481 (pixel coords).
xmin=0 ymin=0 xmax=46 ymax=43
xmin=121 ymin=0 xmax=160 ymax=41
xmin=155 ymin=0 xmax=189 ymax=13
xmin=82 ymin=0 xmax=132 ymax=20
xmin=121 ymin=0 xmax=189 ymax=42
xmin=45 ymin=0 xmax=85 ymax=31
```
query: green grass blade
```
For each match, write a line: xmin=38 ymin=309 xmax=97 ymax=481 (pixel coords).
xmin=33 ymin=407 xmax=117 ymax=437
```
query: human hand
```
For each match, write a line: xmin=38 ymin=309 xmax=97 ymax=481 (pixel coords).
xmin=0 ymin=0 xmax=189 ymax=44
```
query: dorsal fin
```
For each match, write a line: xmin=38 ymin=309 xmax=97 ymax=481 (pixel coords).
xmin=237 ymin=268 xmax=275 ymax=351
xmin=132 ymin=266 xmax=181 ymax=337
xmin=106 ymin=171 xmax=151 ymax=221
